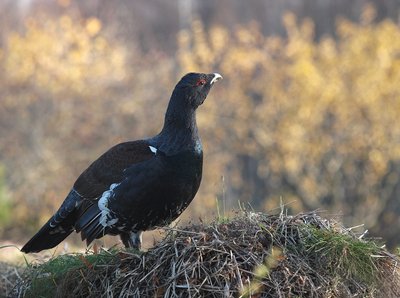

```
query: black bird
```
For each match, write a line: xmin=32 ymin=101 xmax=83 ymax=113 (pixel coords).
xmin=21 ymin=72 xmax=222 ymax=253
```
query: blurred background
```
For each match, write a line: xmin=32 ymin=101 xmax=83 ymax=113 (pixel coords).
xmin=1 ymin=0 xmax=400 ymax=256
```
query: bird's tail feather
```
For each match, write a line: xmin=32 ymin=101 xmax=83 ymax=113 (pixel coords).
xmin=21 ymin=189 xmax=81 ymax=253
xmin=21 ymin=219 xmax=73 ymax=253
xmin=75 ymin=204 xmax=105 ymax=246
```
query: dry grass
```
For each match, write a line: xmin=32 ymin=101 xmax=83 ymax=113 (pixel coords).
xmin=0 ymin=261 xmax=24 ymax=298
xmin=9 ymin=211 xmax=400 ymax=297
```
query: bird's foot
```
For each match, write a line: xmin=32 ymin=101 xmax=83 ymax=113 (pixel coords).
xmin=121 ymin=231 xmax=143 ymax=250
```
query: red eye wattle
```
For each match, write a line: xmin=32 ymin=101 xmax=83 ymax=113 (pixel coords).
xmin=196 ymin=79 xmax=206 ymax=86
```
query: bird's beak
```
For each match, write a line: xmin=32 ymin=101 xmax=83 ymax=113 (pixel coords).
xmin=210 ymin=73 xmax=223 ymax=85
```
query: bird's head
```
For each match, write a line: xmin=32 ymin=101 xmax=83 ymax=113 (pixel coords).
xmin=173 ymin=72 xmax=223 ymax=108
xmin=163 ymin=72 xmax=222 ymax=131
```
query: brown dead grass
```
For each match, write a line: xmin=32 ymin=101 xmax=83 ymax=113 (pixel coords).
xmin=0 ymin=261 xmax=23 ymax=297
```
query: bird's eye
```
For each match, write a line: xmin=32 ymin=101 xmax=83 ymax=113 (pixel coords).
xmin=196 ymin=79 xmax=206 ymax=86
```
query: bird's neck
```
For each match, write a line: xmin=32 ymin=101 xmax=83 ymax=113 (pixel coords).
xmin=162 ymin=109 xmax=198 ymax=135
xmin=162 ymin=90 xmax=199 ymax=136
xmin=156 ymin=95 xmax=201 ymax=154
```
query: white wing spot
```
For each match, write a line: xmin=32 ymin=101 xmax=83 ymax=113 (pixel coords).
xmin=149 ymin=145 xmax=157 ymax=154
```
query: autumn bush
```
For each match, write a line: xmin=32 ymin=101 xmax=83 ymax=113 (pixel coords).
xmin=0 ymin=15 xmax=174 ymax=240
xmin=1 ymin=6 xmax=400 ymax=248
xmin=178 ymin=7 xmax=400 ymax=248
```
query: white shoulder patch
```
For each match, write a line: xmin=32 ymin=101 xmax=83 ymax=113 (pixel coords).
xmin=149 ymin=145 xmax=157 ymax=154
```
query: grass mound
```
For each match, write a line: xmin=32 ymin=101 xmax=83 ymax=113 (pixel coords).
xmin=15 ymin=211 xmax=400 ymax=297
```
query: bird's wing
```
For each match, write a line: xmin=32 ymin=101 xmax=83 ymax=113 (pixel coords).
xmin=20 ymin=140 xmax=157 ymax=253
xmin=76 ymin=152 xmax=168 ymax=244
xmin=73 ymin=140 xmax=156 ymax=199
xmin=73 ymin=140 xmax=159 ymax=242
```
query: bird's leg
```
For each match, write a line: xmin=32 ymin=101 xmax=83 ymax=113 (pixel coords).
xmin=120 ymin=231 xmax=143 ymax=250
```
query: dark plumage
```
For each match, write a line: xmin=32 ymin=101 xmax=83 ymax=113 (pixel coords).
xmin=21 ymin=72 xmax=222 ymax=253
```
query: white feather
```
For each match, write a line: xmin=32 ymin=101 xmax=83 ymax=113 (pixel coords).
xmin=149 ymin=145 xmax=157 ymax=154
xmin=194 ymin=140 xmax=202 ymax=154
xmin=98 ymin=183 xmax=120 ymax=227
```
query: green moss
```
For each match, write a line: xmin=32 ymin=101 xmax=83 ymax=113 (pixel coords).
xmin=25 ymin=250 xmax=119 ymax=298
xmin=302 ymin=227 xmax=382 ymax=285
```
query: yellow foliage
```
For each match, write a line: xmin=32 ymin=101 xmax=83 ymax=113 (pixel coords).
xmin=178 ymin=14 xmax=400 ymax=229
xmin=86 ymin=17 xmax=102 ymax=37
xmin=2 ymin=10 xmax=400 ymax=247
xmin=0 ymin=14 xmax=139 ymax=232
xmin=3 ymin=15 xmax=126 ymax=95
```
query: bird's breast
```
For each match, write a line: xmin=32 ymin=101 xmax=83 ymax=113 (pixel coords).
xmin=108 ymin=149 xmax=203 ymax=232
